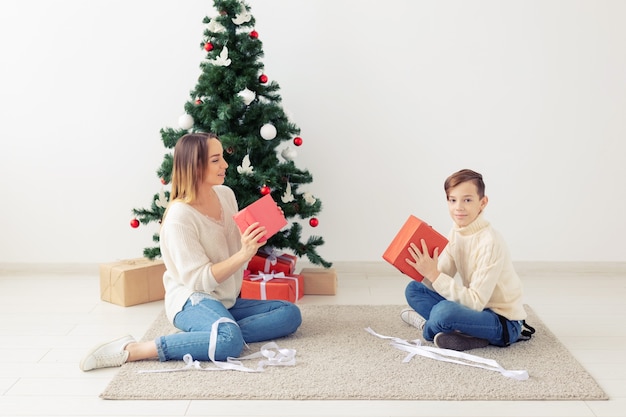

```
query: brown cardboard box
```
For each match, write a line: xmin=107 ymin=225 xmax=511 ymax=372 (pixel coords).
xmin=99 ymin=258 xmax=166 ymax=307
xmin=300 ymin=267 xmax=337 ymax=295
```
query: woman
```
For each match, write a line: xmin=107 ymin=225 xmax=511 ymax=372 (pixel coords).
xmin=80 ymin=132 xmax=302 ymax=371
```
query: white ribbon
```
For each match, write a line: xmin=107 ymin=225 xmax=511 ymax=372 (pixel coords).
xmin=139 ymin=317 xmax=296 ymax=374
xmin=259 ymin=247 xmax=285 ymax=273
xmin=248 ymin=272 xmax=300 ymax=302
xmin=249 ymin=271 xmax=286 ymax=281
xmin=365 ymin=327 xmax=528 ymax=381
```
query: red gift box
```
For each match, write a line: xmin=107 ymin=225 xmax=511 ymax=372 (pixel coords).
xmin=382 ymin=215 xmax=448 ymax=282
xmin=233 ymin=194 xmax=287 ymax=243
xmin=247 ymin=248 xmax=297 ymax=275
xmin=241 ymin=272 xmax=303 ymax=303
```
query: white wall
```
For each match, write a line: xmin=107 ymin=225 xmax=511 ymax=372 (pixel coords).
xmin=1 ymin=0 xmax=625 ymax=264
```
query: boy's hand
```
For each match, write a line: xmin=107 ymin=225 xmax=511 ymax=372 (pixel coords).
xmin=405 ymin=239 xmax=440 ymax=282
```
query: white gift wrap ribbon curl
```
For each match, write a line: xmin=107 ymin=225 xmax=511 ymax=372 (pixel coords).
xmin=365 ymin=327 xmax=528 ymax=381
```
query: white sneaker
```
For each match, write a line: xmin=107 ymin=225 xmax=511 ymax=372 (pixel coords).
xmin=400 ymin=308 xmax=426 ymax=331
xmin=79 ymin=335 xmax=135 ymax=371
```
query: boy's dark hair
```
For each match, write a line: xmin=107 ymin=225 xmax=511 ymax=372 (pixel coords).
xmin=444 ymin=169 xmax=485 ymax=199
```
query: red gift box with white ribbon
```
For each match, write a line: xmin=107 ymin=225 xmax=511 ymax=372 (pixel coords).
xmin=241 ymin=271 xmax=303 ymax=303
xmin=247 ymin=247 xmax=297 ymax=275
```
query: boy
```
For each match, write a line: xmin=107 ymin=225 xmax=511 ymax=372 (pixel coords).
xmin=401 ymin=169 xmax=532 ymax=351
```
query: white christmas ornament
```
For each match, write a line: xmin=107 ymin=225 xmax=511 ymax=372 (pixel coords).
xmin=281 ymin=182 xmax=295 ymax=203
xmin=156 ymin=188 xmax=169 ymax=209
xmin=238 ymin=88 xmax=256 ymax=105
xmin=232 ymin=6 xmax=252 ymax=25
xmin=207 ymin=19 xmax=226 ymax=33
xmin=303 ymin=192 xmax=317 ymax=206
xmin=237 ymin=154 xmax=254 ymax=175
xmin=209 ymin=46 xmax=231 ymax=67
xmin=260 ymin=123 xmax=277 ymax=140
xmin=280 ymin=146 xmax=297 ymax=161
xmin=178 ymin=114 xmax=194 ymax=130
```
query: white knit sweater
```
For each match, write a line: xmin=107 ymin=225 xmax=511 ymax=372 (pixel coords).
xmin=432 ymin=214 xmax=527 ymax=321
xmin=159 ymin=185 xmax=243 ymax=323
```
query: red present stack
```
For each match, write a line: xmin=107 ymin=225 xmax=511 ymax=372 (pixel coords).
xmin=382 ymin=215 xmax=448 ymax=282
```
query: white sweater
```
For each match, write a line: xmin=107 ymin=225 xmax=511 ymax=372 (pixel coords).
xmin=432 ymin=214 xmax=527 ymax=321
xmin=159 ymin=185 xmax=243 ymax=323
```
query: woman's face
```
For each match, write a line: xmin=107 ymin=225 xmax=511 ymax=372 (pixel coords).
xmin=446 ymin=181 xmax=488 ymax=228
xmin=204 ymin=138 xmax=228 ymax=186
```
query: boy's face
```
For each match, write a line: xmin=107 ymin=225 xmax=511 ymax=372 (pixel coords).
xmin=446 ymin=181 xmax=488 ymax=228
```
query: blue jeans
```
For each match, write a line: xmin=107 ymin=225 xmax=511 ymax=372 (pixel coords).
xmin=155 ymin=295 xmax=302 ymax=362
xmin=405 ymin=280 xmax=522 ymax=347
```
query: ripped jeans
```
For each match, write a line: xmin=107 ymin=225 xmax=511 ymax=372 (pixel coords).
xmin=155 ymin=294 xmax=302 ymax=362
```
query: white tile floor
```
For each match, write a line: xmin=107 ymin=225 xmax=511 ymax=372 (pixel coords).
xmin=0 ymin=261 xmax=624 ymax=417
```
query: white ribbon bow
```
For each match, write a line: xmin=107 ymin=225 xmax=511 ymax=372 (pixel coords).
xmin=365 ymin=327 xmax=528 ymax=381
xmin=259 ymin=247 xmax=285 ymax=273
xmin=249 ymin=272 xmax=286 ymax=282
xmin=249 ymin=272 xmax=285 ymax=300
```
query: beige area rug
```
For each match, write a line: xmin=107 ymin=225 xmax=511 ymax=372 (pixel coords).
xmin=101 ymin=304 xmax=608 ymax=401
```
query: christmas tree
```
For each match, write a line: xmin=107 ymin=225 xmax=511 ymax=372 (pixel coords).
xmin=131 ymin=0 xmax=331 ymax=268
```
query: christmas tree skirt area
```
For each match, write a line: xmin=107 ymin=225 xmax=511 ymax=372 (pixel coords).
xmin=100 ymin=304 xmax=607 ymax=401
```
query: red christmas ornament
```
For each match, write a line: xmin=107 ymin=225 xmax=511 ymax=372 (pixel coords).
xmin=260 ymin=185 xmax=271 ymax=195
xmin=130 ymin=218 xmax=140 ymax=228
xmin=250 ymin=30 xmax=259 ymax=39
xmin=195 ymin=99 xmax=203 ymax=105
xmin=259 ymin=74 xmax=268 ymax=83
xmin=293 ymin=136 xmax=303 ymax=146
xmin=309 ymin=218 xmax=319 ymax=227
xmin=160 ymin=178 xmax=167 ymax=185
xmin=204 ymin=42 xmax=214 ymax=52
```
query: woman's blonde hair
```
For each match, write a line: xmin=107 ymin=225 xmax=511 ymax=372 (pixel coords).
xmin=163 ymin=132 xmax=218 ymax=220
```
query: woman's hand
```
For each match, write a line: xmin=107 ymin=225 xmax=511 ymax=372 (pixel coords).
xmin=405 ymin=239 xmax=440 ymax=282
xmin=239 ymin=222 xmax=267 ymax=260
xmin=209 ymin=222 xmax=267 ymax=284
